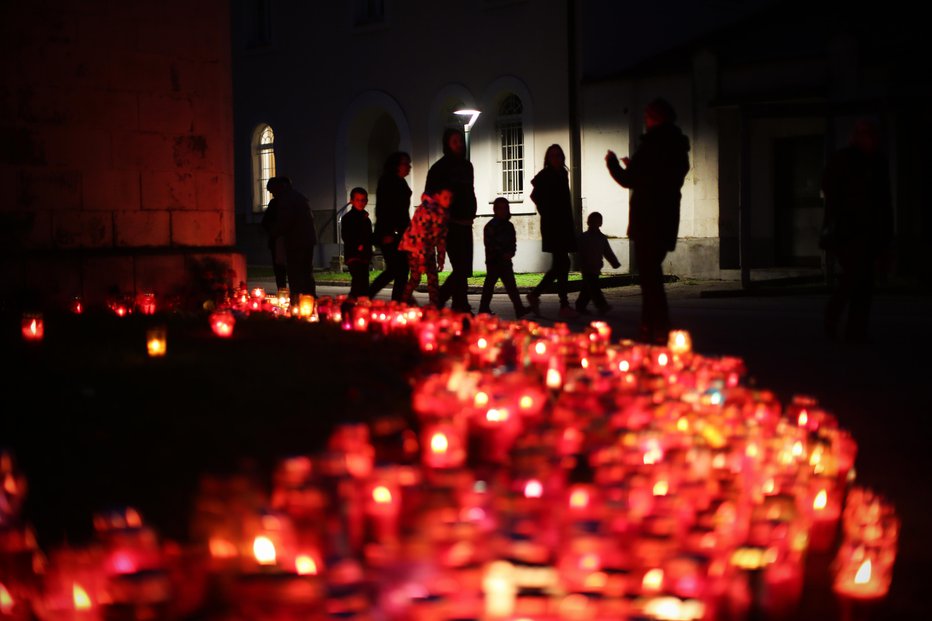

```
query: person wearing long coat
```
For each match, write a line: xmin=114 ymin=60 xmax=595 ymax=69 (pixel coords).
xmin=369 ymin=152 xmax=413 ymax=302
xmin=265 ymin=176 xmax=318 ymax=300
xmin=527 ymin=144 xmax=578 ymax=318
xmin=606 ymin=98 xmax=690 ymax=343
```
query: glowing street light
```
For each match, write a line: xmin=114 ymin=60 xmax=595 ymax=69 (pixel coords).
xmin=454 ymin=108 xmax=481 ymax=159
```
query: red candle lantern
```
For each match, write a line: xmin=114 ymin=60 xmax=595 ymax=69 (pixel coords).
xmin=136 ymin=292 xmax=157 ymax=315
xmin=209 ymin=310 xmax=235 ymax=338
xmin=145 ymin=326 xmax=167 ymax=358
xmin=21 ymin=313 xmax=43 ymax=342
xmin=422 ymin=420 xmax=466 ymax=469
xmin=69 ymin=297 xmax=83 ymax=315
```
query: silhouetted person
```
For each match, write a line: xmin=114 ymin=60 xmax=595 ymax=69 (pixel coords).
xmin=478 ymin=198 xmax=531 ymax=318
xmin=341 ymin=187 xmax=373 ymax=299
xmin=821 ymin=119 xmax=893 ymax=343
xmin=399 ymin=188 xmax=453 ymax=306
xmin=606 ymin=98 xmax=690 ymax=344
xmin=260 ymin=194 xmax=288 ymax=290
xmin=426 ymin=128 xmax=477 ymax=313
xmin=265 ymin=176 xmax=317 ymax=299
xmin=527 ymin=144 xmax=579 ymax=319
xmin=576 ymin=211 xmax=620 ymax=315
xmin=369 ymin=152 xmax=413 ymax=302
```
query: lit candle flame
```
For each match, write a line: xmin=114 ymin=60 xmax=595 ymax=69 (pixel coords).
xmin=486 ymin=408 xmax=508 ymax=423
xmin=474 ymin=391 xmax=489 ymax=407
xmin=519 ymin=395 xmax=534 ymax=410
xmin=0 ymin=582 xmax=13 ymax=615
xmin=253 ymin=535 xmax=277 ymax=565
xmin=569 ymin=488 xmax=589 ymax=509
xmin=657 ymin=353 xmax=669 ymax=367
xmin=29 ymin=319 xmax=37 ymax=335
xmin=618 ymin=360 xmax=630 ymax=372
xmin=854 ymin=559 xmax=872 ymax=584
xmin=209 ymin=537 xmax=238 ymax=559
xmin=546 ymin=367 xmax=562 ymax=389
xmin=295 ymin=554 xmax=318 ymax=575
xmin=642 ymin=568 xmax=664 ymax=592
xmin=430 ymin=432 xmax=449 ymax=454
xmin=798 ymin=410 xmax=809 ymax=427
xmin=653 ymin=480 xmax=669 ymax=496
xmin=372 ymin=485 xmax=392 ymax=504
xmin=534 ymin=342 xmax=547 ymax=356
xmin=524 ymin=479 xmax=543 ymax=498
xmin=477 ymin=337 xmax=488 ymax=349
xmin=813 ymin=489 xmax=828 ymax=511
xmin=72 ymin=583 xmax=92 ymax=610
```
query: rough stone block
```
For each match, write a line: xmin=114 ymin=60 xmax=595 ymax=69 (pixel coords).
xmin=114 ymin=210 xmax=170 ymax=247
xmin=171 ymin=210 xmax=224 ymax=246
xmin=16 ymin=85 xmax=72 ymax=124
xmin=19 ymin=169 xmax=82 ymax=211
xmin=112 ymin=52 xmax=176 ymax=94
xmin=82 ymin=255 xmax=134 ymax=304
xmin=21 ymin=211 xmax=53 ymax=248
xmin=141 ymin=170 xmax=197 ymax=210
xmin=170 ymin=134 xmax=211 ymax=171
xmin=71 ymin=89 xmax=137 ymax=130
xmin=42 ymin=127 xmax=112 ymax=168
xmin=219 ymin=211 xmax=235 ymax=246
xmin=113 ymin=131 xmax=174 ymax=171
xmin=82 ymin=169 xmax=141 ymax=211
xmin=134 ymin=253 xmax=187 ymax=296
xmin=0 ymin=127 xmax=48 ymax=166
xmin=176 ymin=59 xmax=230 ymax=99
xmin=52 ymin=211 xmax=113 ymax=248
xmin=138 ymin=93 xmax=194 ymax=134
xmin=195 ymin=172 xmax=233 ymax=212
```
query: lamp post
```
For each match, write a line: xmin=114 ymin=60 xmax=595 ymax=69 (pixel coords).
xmin=454 ymin=109 xmax=481 ymax=160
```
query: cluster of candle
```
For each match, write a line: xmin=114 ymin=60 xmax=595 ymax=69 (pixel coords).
xmin=7 ymin=291 xmax=899 ymax=620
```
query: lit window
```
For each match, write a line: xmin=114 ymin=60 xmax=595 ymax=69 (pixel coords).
xmin=497 ymin=94 xmax=524 ymax=200
xmin=253 ymin=125 xmax=276 ymax=213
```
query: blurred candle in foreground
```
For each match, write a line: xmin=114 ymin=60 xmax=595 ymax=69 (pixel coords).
xmin=21 ymin=313 xmax=44 ymax=342
xmin=146 ymin=326 xmax=167 ymax=357
xmin=209 ymin=311 xmax=235 ymax=338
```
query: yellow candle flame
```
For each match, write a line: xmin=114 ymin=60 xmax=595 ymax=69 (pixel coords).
xmin=653 ymin=480 xmax=669 ymax=496
xmin=372 ymin=485 xmax=392 ymax=504
xmin=486 ymin=408 xmax=508 ymax=423
xmin=209 ymin=537 xmax=238 ymax=559
xmin=813 ymin=489 xmax=828 ymax=511
xmin=534 ymin=342 xmax=547 ymax=356
xmin=546 ymin=367 xmax=562 ymax=389
xmin=519 ymin=395 xmax=534 ymax=410
xmin=295 ymin=554 xmax=318 ymax=575
xmin=72 ymin=583 xmax=92 ymax=610
xmin=642 ymin=568 xmax=664 ymax=592
xmin=29 ymin=319 xmax=38 ymax=335
xmin=474 ymin=391 xmax=489 ymax=407
xmin=619 ymin=359 xmax=630 ymax=372
xmin=524 ymin=479 xmax=543 ymax=498
xmin=657 ymin=353 xmax=669 ymax=367
xmin=569 ymin=488 xmax=589 ymax=509
xmin=581 ymin=357 xmax=589 ymax=369
xmin=0 ymin=582 xmax=13 ymax=615
xmin=253 ymin=535 xmax=277 ymax=565
xmin=477 ymin=337 xmax=488 ymax=349
xmin=798 ymin=410 xmax=809 ymax=427
xmin=854 ymin=559 xmax=872 ymax=584
xmin=430 ymin=432 xmax=449 ymax=454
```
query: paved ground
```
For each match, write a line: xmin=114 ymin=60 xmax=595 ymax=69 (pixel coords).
xmin=250 ymin=275 xmax=932 ymax=619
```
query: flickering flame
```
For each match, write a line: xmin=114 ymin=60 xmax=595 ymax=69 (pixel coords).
xmin=477 ymin=337 xmax=488 ymax=349
xmin=642 ymin=568 xmax=664 ymax=592
xmin=792 ymin=441 xmax=805 ymax=457
xmin=486 ymin=408 xmax=508 ymax=423
xmin=676 ymin=417 xmax=689 ymax=432
xmin=618 ymin=360 xmax=631 ymax=372
xmin=372 ymin=485 xmax=393 ymax=504
xmin=745 ymin=442 xmax=760 ymax=459
xmin=762 ymin=478 xmax=776 ymax=495
xmin=643 ymin=441 xmax=664 ymax=465
xmin=4 ymin=474 xmax=17 ymax=495
xmin=29 ymin=319 xmax=38 ymax=335
xmin=545 ymin=368 xmax=562 ymax=389
xmin=475 ymin=391 xmax=489 ymax=407
xmin=579 ymin=553 xmax=600 ymax=571
xmin=524 ymin=479 xmax=543 ymax=498
xmin=534 ymin=342 xmax=547 ymax=356
xmin=643 ymin=596 xmax=705 ymax=621
xmin=798 ymin=410 xmax=809 ymax=427
xmin=653 ymin=480 xmax=669 ymax=496
xmin=581 ymin=357 xmax=589 ymax=369
xmin=668 ymin=330 xmax=691 ymax=354
xmin=569 ymin=488 xmax=590 ymax=509
xmin=657 ymin=353 xmax=669 ymax=367
xmin=253 ymin=536 xmax=277 ymax=565
xmin=147 ymin=335 xmax=166 ymax=357
xmin=430 ymin=432 xmax=449 ymax=454
xmin=519 ymin=395 xmax=534 ymax=410
xmin=125 ymin=507 xmax=142 ymax=528
xmin=813 ymin=489 xmax=828 ymax=511
xmin=209 ymin=537 xmax=238 ymax=559
xmin=356 ymin=317 xmax=367 ymax=328
xmin=72 ymin=583 xmax=92 ymax=610
xmin=0 ymin=583 xmax=13 ymax=615
xmin=295 ymin=554 xmax=318 ymax=575
xmin=854 ymin=559 xmax=872 ymax=584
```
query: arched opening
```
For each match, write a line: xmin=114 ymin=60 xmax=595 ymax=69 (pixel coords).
xmin=251 ymin=124 xmax=276 ymax=213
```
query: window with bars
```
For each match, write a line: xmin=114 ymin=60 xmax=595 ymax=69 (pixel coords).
xmin=254 ymin=125 xmax=276 ymax=213
xmin=496 ymin=94 xmax=524 ymax=200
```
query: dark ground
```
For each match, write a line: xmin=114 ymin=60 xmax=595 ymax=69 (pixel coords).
xmin=4 ymin=278 xmax=931 ymax=620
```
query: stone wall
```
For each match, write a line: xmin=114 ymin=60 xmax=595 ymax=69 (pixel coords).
xmin=0 ymin=0 xmax=243 ymax=307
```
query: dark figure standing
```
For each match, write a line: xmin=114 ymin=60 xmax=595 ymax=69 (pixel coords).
xmin=606 ymin=98 xmax=690 ymax=344
xmin=260 ymin=198 xmax=288 ymax=290
xmin=478 ymin=198 xmax=531 ymax=318
xmin=576 ymin=212 xmax=621 ymax=315
xmin=341 ymin=187 xmax=373 ymax=299
xmin=527 ymin=144 xmax=579 ymax=319
xmin=426 ymin=128 xmax=477 ymax=313
xmin=369 ymin=152 xmax=413 ymax=301
xmin=266 ymin=177 xmax=318 ymax=299
xmin=821 ymin=119 xmax=893 ymax=343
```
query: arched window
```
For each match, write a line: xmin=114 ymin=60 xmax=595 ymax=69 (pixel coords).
xmin=253 ymin=125 xmax=276 ymax=213
xmin=496 ymin=94 xmax=524 ymax=200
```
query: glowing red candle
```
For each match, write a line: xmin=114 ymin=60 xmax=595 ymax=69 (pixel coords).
xmin=209 ymin=310 xmax=235 ymax=338
xmin=21 ymin=313 xmax=43 ymax=342
xmin=136 ymin=292 xmax=157 ymax=315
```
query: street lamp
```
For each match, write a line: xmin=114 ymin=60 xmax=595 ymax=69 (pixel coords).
xmin=454 ymin=108 xmax=481 ymax=160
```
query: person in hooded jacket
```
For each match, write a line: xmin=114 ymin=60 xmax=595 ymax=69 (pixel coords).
xmin=527 ymin=144 xmax=579 ymax=319
xmin=605 ymin=98 xmax=690 ymax=344
xmin=425 ymin=128 xmax=477 ymax=313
